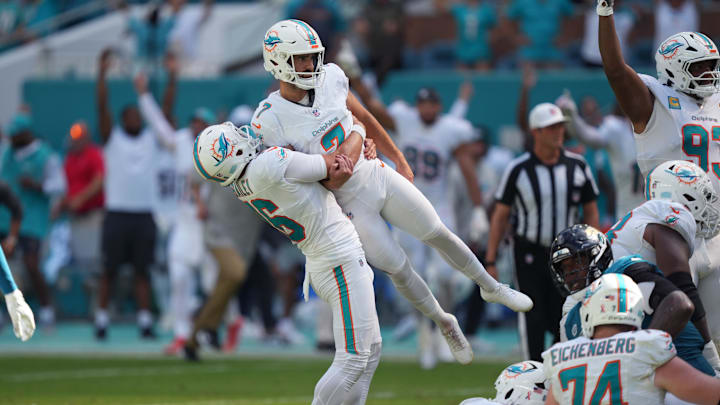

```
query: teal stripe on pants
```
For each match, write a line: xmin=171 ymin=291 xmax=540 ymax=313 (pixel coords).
xmin=333 ymin=266 xmax=357 ymax=355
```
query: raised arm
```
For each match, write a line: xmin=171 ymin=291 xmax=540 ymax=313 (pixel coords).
xmin=161 ymin=53 xmax=179 ymax=120
xmin=347 ymin=91 xmax=413 ymax=182
xmin=96 ymin=49 xmax=113 ymax=144
xmin=448 ymin=81 xmax=473 ymax=119
xmin=517 ymin=66 xmax=536 ymax=135
xmin=347 ymin=77 xmax=397 ymax=133
xmin=135 ymin=73 xmax=177 ymax=150
xmin=597 ymin=5 xmax=653 ymax=132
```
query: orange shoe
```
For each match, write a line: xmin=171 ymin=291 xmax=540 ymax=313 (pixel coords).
xmin=164 ymin=337 xmax=187 ymax=356
xmin=223 ymin=317 xmax=244 ymax=353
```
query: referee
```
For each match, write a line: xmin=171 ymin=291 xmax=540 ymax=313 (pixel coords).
xmin=484 ymin=102 xmax=599 ymax=361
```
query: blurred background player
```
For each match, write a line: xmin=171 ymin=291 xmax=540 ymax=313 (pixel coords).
xmin=0 ymin=112 xmax=65 ymax=328
xmin=254 ymin=19 xmax=532 ymax=366
xmin=486 ymin=100 xmax=599 ymax=361
xmin=597 ymin=0 xmax=720 ymax=350
xmin=193 ymin=122 xmax=381 ymax=403
xmin=544 ymin=274 xmax=720 ymax=405
xmin=0 ymin=181 xmax=34 ymax=341
xmin=95 ymin=49 xmax=158 ymax=340
xmin=459 ymin=360 xmax=547 ymax=405
xmin=133 ymin=59 xmax=214 ymax=355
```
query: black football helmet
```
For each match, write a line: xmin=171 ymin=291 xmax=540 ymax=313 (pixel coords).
xmin=549 ymin=224 xmax=614 ymax=297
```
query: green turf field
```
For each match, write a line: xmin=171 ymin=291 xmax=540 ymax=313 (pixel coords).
xmin=0 ymin=355 xmax=505 ymax=404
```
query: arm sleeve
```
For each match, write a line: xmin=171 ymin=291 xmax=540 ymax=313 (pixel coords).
xmin=138 ymin=93 xmax=177 ymax=149
xmin=635 ymin=329 xmax=677 ymax=370
xmin=624 ymin=261 xmax=680 ymax=314
xmin=0 ymin=182 xmax=22 ymax=222
xmin=283 ymin=150 xmax=328 ymax=183
xmin=0 ymin=247 xmax=17 ymax=294
xmin=42 ymin=153 xmax=66 ymax=196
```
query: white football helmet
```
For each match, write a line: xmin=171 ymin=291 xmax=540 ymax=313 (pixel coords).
xmin=580 ymin=274 xmax=645 ymax=338
xmin=656 ymin=32 xmax=720 ymax=99
xmin=646 ymin=160 xmax=720 ymax=239
xmin=493 ymin=361 xmax=547 ymax=405
xmin=262 ymin=19 xmax=325 ymax=90
xmin=193 ymin=122 xmax=261 ymax=186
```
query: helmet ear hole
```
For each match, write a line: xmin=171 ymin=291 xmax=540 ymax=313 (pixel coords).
xmin=505 ymin=389 xmax=514 ymax=400
xmin=536 ymin=382 xmax=546 ymax=390
xmin=237 ymin=150 xmax=243 ymax=156
xmin=684 ymin=193 xmax=696 ymax=202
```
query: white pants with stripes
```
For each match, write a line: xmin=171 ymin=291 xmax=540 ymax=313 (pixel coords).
xmin=307 ymin=256 xmax=381 ymax=405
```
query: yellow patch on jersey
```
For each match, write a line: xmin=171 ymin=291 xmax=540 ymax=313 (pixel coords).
xmin=668 ymin=96 xmax=681 ymax=110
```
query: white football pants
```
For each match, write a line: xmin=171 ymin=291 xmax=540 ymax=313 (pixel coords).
xmin=307 ymin=256 xmax=381 ymax=405
xmin=168 ymin=219 xmax=205 ymax=339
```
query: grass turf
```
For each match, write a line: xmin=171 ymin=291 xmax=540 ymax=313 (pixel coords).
xmin=0 ymin=355 xmax=506 ymax=404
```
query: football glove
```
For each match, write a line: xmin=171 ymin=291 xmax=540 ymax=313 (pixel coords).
xmin=469 ymin=206 xmax=490 ymax=243
xmin=597 ymin=0 xmax=614 ymax=16
xmin=5 ymin=289 xmax=35 ymax=341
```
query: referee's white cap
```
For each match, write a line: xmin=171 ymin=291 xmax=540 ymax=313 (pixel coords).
xmin=529 ymin=102 xmax=568 ymax=130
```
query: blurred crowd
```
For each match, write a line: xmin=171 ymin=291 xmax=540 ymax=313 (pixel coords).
xmin=0 ymin=0 xmax=699 ymax=362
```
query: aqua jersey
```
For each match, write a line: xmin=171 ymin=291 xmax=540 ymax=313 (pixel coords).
xmin=561 ymin=255 xmax=713 ymax=375
xmin=0 ymin=143 xmax=53 ymax=239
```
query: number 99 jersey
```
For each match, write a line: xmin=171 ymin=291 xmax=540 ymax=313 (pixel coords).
xmin=543 ymin=329 xmax=676 ymax=405
xmin=388 ymin=101 xmax=474 ymax=222
xmin=635 ymin=74 xmax=720 ymax=194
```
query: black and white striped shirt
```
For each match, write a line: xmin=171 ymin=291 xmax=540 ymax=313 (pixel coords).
xmin=494 ymin=150 xmax=599 ymax=247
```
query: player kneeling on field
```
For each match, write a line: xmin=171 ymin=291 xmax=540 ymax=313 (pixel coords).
xmin=544 ymin=274 xmax=720 ymax=404
xmin=460 ymin=360 xmax=548 ymax=405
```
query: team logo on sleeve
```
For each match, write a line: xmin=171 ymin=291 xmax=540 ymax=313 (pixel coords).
xmin=665 ymin=214 xmax=680 ymax=226
xmin=276 ymin=148 xmax=287 ymax=160
xmin=668 ymin=96 xmax=681 ymax=110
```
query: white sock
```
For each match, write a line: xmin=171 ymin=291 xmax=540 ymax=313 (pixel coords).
xmin=95 ymin=309 xmax=109 ymax=328
xmin=388 ymin=260 xmax=448 ymax=325
xmin=137 ymin=309 xmax=153 ymax=328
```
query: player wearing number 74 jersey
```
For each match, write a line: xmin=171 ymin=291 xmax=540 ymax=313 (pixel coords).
xmin=194 ymin=122 xmax=381 ymax=404
xmin=544 ymin=274 xmax=720 ymax=405
xmin=597 ymin=0 xmax=720 ymax=352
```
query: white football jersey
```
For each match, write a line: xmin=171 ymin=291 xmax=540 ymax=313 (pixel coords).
xmin=607 ymin=199 xmax=696 ymax=263
xmin=251 ymin=63 xmax=371 ymax=202
xmin=543 ymin=329 xmax=676 ymax=405
xmin=388 ymin=101 xmax=474 ymax=224
xmin=598 ymin=115 xmax=647 ymax=219
xmin=635 ymin=74 xmax=720 ymax=194
xmin=231 ymin=147 xmax=363 ymax=269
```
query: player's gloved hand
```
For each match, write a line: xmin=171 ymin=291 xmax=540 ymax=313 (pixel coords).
xmin=336 ymin=39 xmax=362 ymax=80
xmin=469 ymin=206 xmax=490 ymax=242
xmin=4 ymin=289 xmax=35 ymax=341
xmin=597 ymin=0 xmax=614 ymax=16
xmin=555 ymin=91 xmax=578 ymax=116
xmin=703 ymin=341 xmax=720 ymax=375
